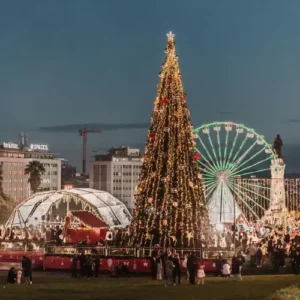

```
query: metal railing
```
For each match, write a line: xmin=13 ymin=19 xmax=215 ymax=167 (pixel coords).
xmin=0 ymin=241 xmax=237 ymax=259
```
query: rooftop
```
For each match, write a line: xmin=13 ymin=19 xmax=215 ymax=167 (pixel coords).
xmin=94 ymin=146 xmax=142 ymax=162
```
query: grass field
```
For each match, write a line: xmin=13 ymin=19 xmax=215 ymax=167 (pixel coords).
xmin=1 ymin=273 xmax=300 ymax=300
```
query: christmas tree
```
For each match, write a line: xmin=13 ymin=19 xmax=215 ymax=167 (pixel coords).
xmin=130 ymin=32 xmax=208 ymax=248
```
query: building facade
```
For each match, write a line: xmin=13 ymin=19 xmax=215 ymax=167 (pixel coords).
xmin=0 ymin=141 xmax=61 ymax=202
xmin=89 ymin=147 xmax=142 ymax=211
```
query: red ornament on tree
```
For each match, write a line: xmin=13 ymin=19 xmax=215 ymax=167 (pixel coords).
xmin=168 ymin=77 xmax=173 ymax=83
xmin=161 ymin=98 xmax=168 ymax=104
xmin=149 ymin=134 xmax=155 ymax=141
xmin=193 ymin=153 xmax=201 ymax=160
xmin=183 ymin=93 xmax=187 ymax=99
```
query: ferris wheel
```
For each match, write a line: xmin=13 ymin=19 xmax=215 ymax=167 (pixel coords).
xmin=192 ymin=121 xmax=277 ymax=224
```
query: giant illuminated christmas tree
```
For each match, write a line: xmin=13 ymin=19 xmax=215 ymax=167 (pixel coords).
xmin=130 ymin=32 xmax=208 ymax=248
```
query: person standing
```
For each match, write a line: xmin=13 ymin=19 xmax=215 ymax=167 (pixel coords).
xmin=225 ymin=231 xmax=232 ymax=251
xmin=94 ymin=254 xmax=100 ymax=278
xmin=150 ymin=255 xmax=157 ymax=280
xmin=165 ymin=256 xmax=175 ymax=286
xmin=256 ymin=245 xmax=263 ymax=268
xmin=237 ymin=253 xmax=245 ymax=280
xmin=295 ymin=251 xmax=300 ymax=275
xmin=197 ymin=262 xmax=205 ymax=285
xmin=172 ymin=253 xmax=181 ymax=285
xmin=157 ymin=252 xmax=165 ymax=280
xmin=232 ymin=258 xmax=242 ymax=281
xmin=187 ymin=252 xmax=197 ymax=285
xmin=249 ymin=243 xmax=257 ymax=267
xmin=182 ymin=254 xmax=189 ymax=280
xmin=26 ymin=256 xmax=33 ymax=284
xmin=22 ymin=256 xmax=31 ymax=284
xmin=79 ymin=252 xmax=86 ymax=278
xmin=290 ymin=245 xmax=298 ymax=275
xmin=215 ymin=254 xmax=223 ymax=277
xmin=71 ymin=255 xmax=78 ymax=278
xmin=86 ymin=255 xmax=94 ymax=279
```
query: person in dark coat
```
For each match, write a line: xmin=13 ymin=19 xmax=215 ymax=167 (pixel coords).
xmin=267 ymin=238 xmax=274 ymax=263
xmin=278 ymin=245 xmax=285 ymax=267
xmin=71 ymin=255 xmax=78 ymax=278
xmin=7 ymin=267 xmax=16 ymax=284
xmin=273 ymin=248 xmax=281 ymax=273
xmin=284 ymin=233 xmax=290 ymax=244
xmin=256 ymin=246 xmax=263 ymax=268
xmin=85 ymin=255 xmax=94 ymax=279
xmin=231 ymin=258 xmax=242 ymax=281
xmin=94 ymin=254 xmax=100 ymax=278
xmin=294 ymin=251 xmax=300 ymax=275
xmin=187 ymin=252 xmax=197 ymax=285
xmin=79 ymin=253 xmax=86 ymax=278
xmin=150 ymin=255 xmax=157 ymax=280
xmin=290 ymin=245 xmax=298 ymax=274
xmin=22 ymin=256 xmax=31 ymax=284
xmin=215 ymin=255 xmax=222 ymax=277
xmin=172 ymin=253 xmax=181 ymax=285
xmin=27 ymin=257 xmax=33 ymax=284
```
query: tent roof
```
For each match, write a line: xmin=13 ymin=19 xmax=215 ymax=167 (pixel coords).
xmin=6 ymin=188 xmax=131 ymax=228
xmin=70 ymin=211 xmax=108 ymax=228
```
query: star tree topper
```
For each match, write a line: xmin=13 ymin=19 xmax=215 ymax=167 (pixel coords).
xmin=167 ymin=31 xmax=175 ymax=41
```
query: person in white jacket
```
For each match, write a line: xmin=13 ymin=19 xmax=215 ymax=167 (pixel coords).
xmin=222 ymin=260 xmax=231 ymax=278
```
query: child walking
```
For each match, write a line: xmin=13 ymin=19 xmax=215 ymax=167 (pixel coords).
xmin=197 ymin=262 xmax=205 ymax=285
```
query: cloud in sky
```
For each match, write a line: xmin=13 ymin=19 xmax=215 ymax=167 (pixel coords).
xmin=287 ymin=119 xmax=300 ymax=123
xmin=39 ymin=123 xmax=150 ymax=133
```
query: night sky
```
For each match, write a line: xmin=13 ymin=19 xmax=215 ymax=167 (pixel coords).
xmin=1 ymin=1 xmax=300 ymax=172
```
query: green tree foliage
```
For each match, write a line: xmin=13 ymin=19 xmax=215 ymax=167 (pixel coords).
xmin=25 ymin=160 xmax=46 ymax=194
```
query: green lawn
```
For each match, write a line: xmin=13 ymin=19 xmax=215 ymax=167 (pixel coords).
xmin=1 ymin=273 xmax=299 ymax=300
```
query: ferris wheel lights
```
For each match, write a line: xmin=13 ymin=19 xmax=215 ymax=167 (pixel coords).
xmin=237 ymin=126 xmax=244 ymax=134
xmin=247 ymin=131 xmax=254 ymax=138
xmin=213 ymin=124 xmax=221 ymax=131
xmin=265 ymin=147 xmax=272 ymax=154
xmin=225 ymin=123 xmax=233 ymax=131
xmin=202 ymin=127 xmax=209 ymax=134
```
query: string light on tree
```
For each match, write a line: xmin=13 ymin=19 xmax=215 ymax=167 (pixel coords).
xmin=129 ymin=31 xmax=209 ymax=248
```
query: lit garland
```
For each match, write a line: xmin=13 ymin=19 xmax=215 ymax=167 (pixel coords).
xmin=130 ymin=32 xmax=209 ymax=248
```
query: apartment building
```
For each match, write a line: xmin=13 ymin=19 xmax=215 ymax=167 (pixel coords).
xmin=89 ymin=147 xmax=142 ymax=211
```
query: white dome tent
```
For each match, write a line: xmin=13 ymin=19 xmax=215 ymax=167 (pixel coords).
xmin=5 ymin=188 xmax=132 ymax=229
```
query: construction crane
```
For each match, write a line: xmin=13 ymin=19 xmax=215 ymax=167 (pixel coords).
xmin=79 ymin=128 xmax=101 ymax=175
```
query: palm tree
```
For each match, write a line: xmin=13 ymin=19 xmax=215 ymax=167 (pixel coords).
xmin=25 ymin=161 xmax=46 ymax=194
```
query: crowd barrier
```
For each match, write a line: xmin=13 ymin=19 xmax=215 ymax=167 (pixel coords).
xmin=0 ymin=241 xmax=231 ymax=272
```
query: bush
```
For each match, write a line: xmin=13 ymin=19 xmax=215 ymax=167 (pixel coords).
xmin=268 ymin=286 xmax=300 ymax=300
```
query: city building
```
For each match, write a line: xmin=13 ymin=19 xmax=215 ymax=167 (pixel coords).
xmin=61 ymin=159 xmax=77 ymax=189
xmin=0 ymin=137 xmax=61 ymax=202
xmin=89 ymin=147 xmax=142 ymax=211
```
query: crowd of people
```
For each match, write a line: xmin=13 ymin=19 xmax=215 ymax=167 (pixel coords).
xmin=0 ymin=224 xmax=130 ymax=247
xmin=150 ymin=251 xmax=206 ymax=286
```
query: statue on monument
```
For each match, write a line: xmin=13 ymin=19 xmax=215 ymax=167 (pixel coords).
xmin=273 ymin=134 xmax=283 ymax=159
